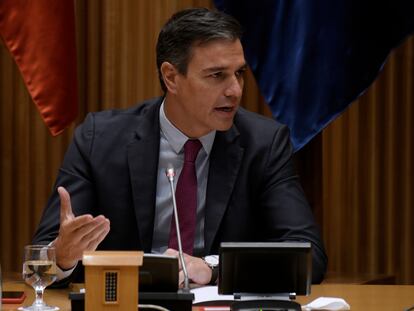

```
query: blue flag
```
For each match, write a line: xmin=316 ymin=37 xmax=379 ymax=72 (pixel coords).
xmin=214 ymin=0 xmax=414 ymax=150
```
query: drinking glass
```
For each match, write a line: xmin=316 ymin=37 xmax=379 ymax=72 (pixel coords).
xmin=19 ymin=245 xmax=59 ymax=311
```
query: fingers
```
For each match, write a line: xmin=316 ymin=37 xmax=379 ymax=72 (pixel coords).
xmin=58 ymin=186 xmax=74 ymax=222
xmin=71 ymin=215 xmax=106 ymax=238
xmin=164 ymin=248 xmax=179 ymax=257
xmin=67 ymin=214 xmax=94 ymax=231
xmin=164 ymin=248 xmax=182 ymax=269
xmin=84 ymin=218 xmax=111 ymax=250
xmin=179 ymin=255 xmax=212 ymax=286
xmin=178 ymin=270 xmax=184 ymax=286
xmin=86 ymin=222 xmax=110 ymax=251
xmin=63 ymin=215 xmax=109 ymax=244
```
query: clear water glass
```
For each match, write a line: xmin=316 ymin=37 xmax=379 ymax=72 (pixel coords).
xmin=19 ymin=245 xmax=59 ymax=311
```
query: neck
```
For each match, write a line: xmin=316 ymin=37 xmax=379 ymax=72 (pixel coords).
xmin=164 ymin=95 xmax=210 ymax=138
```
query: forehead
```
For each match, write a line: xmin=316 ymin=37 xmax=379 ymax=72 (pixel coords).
xmin=187 ymin=39 xmax=246 ymax=71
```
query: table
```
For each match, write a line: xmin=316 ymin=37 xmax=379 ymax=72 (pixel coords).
xmin=298 ymin=284 xmax=414 ymax=310
xmin=3 ymin=281 xmax=414 ymax=310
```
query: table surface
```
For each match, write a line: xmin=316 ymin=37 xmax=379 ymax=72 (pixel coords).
xmin=3 ymin=280 xmax=414 ymax=310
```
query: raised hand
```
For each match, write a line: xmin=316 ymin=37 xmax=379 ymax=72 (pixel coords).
xmin=52 ymin=186 xmax=110 ymax=269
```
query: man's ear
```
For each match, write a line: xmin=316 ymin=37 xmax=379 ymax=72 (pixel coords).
xmin=161 ymin=62 xmax=179 ymax=94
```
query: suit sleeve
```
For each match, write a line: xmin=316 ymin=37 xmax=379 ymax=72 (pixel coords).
xmin=259 ymin=125 xmax=328 ymax=283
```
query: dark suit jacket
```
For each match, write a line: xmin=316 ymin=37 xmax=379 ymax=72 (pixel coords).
xmin=33 ymin=97 xmax=327 ymax=283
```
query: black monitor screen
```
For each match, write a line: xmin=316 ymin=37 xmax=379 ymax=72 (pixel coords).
xmin=139 ymin=254 xmax=179 ymax=292
xmin=218 ymin=242 xmax=312 ymax=296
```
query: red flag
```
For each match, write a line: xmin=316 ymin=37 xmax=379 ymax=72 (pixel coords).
xmin=0 ymin=0 xmax=78 ymax=135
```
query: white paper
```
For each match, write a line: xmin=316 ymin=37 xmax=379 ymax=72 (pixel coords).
xmin=302 ymin=297 xmax=350 ymax=310
xmin=191 ymin=286 xmax=234 ymax=305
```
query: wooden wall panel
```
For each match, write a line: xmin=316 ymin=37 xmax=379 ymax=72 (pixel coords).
xmin=322 ymin=36 xmax=414 ymax=284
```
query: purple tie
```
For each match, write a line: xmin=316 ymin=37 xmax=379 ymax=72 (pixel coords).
xmin=168 ymin=139 xmax=202 ymax=255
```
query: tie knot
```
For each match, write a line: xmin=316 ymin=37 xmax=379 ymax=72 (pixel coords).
xmin=184 ymin=139 xmax=202 ymax=163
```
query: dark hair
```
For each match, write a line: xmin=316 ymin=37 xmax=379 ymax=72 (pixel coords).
xmin=156 ymin=8 xmax=242 ymax=92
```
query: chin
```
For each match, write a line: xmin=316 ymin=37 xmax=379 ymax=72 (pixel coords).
xmin=215 ymin=122 xmax=234 ymax=132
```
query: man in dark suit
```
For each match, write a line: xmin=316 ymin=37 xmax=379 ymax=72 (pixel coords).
xmin=33 ymin=8 xmax=327 ymax=285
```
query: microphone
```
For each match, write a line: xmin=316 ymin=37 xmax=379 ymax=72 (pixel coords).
xmin=165 ymin=166 xmax=190 ymax=292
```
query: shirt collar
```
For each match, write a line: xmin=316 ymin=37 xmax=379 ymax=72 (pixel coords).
xmin=159 ymin=100 xmax=216 ymax=155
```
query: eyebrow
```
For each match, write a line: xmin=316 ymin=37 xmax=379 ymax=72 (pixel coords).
xmin=202 ymin=63 xmax=248 ymax=73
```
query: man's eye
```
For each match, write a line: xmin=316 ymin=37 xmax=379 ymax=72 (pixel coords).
xmin=210 ymin=72 xmax=223 ymax=79
xmin=235 ymin=69 xmax=246 ymax=78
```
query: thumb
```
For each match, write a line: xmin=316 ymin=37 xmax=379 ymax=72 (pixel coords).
xmin=58 ymin=186 xmax=74 ymax=221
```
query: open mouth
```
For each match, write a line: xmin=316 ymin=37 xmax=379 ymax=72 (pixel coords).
xmin=215 ymin=107 xmax=234 ymax=112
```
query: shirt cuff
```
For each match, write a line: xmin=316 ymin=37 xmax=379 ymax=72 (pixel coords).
xmin=56 ymin=262 xmax=77 ymax=281
xmin=48 ymin=240 xmax=77 ymax=281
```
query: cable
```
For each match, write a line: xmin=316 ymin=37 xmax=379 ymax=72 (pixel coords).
xmin=138 ymin=303 xmax=171 ymax=311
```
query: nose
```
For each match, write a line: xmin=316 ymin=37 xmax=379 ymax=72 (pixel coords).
xmin=224 ymin=75 xmax=243 ymax=99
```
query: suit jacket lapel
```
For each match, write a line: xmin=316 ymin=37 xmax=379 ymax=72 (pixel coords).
xmin=127 ymin=99 xmax=162 ymax=252
xmin=204 ymin=125 xmax=244 ymax=253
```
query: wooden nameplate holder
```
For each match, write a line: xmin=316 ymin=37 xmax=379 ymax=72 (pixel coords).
xmin=82 ymin=251 xmax=143 ymax=311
